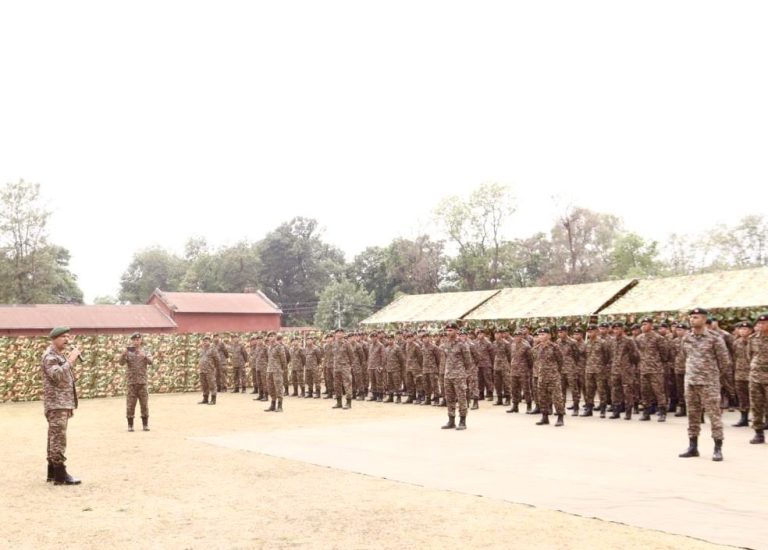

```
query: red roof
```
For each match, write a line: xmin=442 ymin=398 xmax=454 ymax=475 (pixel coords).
xmin=0 ymin=304 xmax=177 ymax=330
xmin=150 ymin=290 xmax=282 ymax=314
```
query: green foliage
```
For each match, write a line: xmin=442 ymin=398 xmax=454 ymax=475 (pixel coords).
xmin=313 ymin=279 xmax=374 ymax=330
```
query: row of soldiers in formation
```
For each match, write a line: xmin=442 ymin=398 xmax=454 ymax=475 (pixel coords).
xmin=194 ymin=309 xmax=768 ymax=457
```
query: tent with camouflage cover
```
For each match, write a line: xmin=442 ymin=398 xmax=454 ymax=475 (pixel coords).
xmin=361 ymin=290 xmax=500 ymax=325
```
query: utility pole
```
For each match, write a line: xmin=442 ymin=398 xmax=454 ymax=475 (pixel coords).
xmin=336 ymin=300 xmax=342 ymax=329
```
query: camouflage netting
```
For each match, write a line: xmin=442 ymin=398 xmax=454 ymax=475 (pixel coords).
xmin=0 ymin=332 xmax=313 ymax=404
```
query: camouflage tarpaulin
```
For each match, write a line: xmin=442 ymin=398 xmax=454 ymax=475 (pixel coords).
xmin=361 ymin=290 xmax=500 ymax=325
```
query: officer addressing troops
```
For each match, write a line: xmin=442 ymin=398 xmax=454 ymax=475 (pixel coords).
xmin=678 ymin=308 xmax=731 ymax=462
xmin=118 ymin=332 xmax=153 ymax=432
xmin=42 ymin=326 xmax=82 ymax=485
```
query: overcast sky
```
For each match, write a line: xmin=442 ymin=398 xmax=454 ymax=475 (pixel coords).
xmin=1 ymin=1 xmax=767 ymax=303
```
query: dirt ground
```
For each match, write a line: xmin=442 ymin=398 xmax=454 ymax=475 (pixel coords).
xmin=0 ymin=392 xmax=742 ymax=550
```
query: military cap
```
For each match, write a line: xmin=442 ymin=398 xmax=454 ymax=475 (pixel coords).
xmin=334 ymin=328 xmax=345 ymax=333
xmin=498 ymin=326 xmax=510 ymax=333
xmin=659 ymin=322 xmax=670 ymax=328
xmin=49 ymin=326 xmax=70 ymax=339
xmin=599 ymin=322 xmax=610 ymax=328
xmin=736 ymin=321 xmax=752 ymax=328
xmin=587 ymin=324 xmax=598 ymax=331
xmin=689 ymin=307 xmax=708 ymax=316
xmin=202 ymin=335 xmax=212 ymax=341
xmin=445 ymin=321 xmax=459 ymax=330
xmin=513 ymin=330 xmax=523 ymax=336
xmin=640 ymin=317 xmax=653 ymax=324
xmin=557 ymin=325 xmax=569 ymax=332
xmin=267 ymin=331 xmax=276 ymax=337
xmin=536 ymin=327 xmax=550 ymax=334
xmin=678 ymin=323 xmax=690 ymax=330
xmin=612 ymin=322 xmax=625 ymax=328
xmin=129 ymin=332 xmax=142 ymax=340
xmin=573 ymin=327 xmax=584 ymax=334
xmin=631 ymin=323 xmax=641 ymax=330
xmin=757 ymin=312 xmax=768 ymax=322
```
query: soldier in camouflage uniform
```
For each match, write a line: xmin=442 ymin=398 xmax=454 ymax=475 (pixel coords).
xmin=609 ymin=322 xmax=639 ymax=420
xmin=747 ymin=312 xmax=768 ymax=444
xmin=366 ymin=331 xmax=386 ymax=402
xmin=228 ymin=334 xmax=249 ymax=393
xmin=350 ymin=332 xmax=367 ymax=399
xmin=213 ymin=334 xmax=229 ymax=392
xmin=332 ymin=329 xmax=355 ymax=409
xmin=492 ymin=327 xmax=512 ymax=406
xmin=198 ymin=336 xmax=220 ymax=405
xmin=384 ymin=334 xmax=405 ymax=403
xmin=248 ymin=336 xmax=259 ymax=395
xmin=636 ymin=318 xmax=669 ymax=422
xmin=441 ymin=322 xmax=471 ymax=430
xmin=420 ymin=333 xmax=440 ymax=405
xmin=573 ymin=328 xmax=587 ymax=413
xmin=322 ymin=334 xmax=335 ymax=398
xmin=709 ymin=317 xmax=736 ymax=408
xmin=474 ymin=329 xmax=495 ymax=400
xmin=404 ymin=332 xmax=423 ymax=404
xmin=265 ymin=333 xmax=287 ymax=412
xmin=303 ymin=335 xmax=323 ymax=398
xmin=678 ymin=308 xmax=731 ymax=461
xmin=556 ymin=326 xmax=582 ymax=415
xmin=598 ymin=322 xmax=614 ymax=406
xmin=42 ymin=327 xmax=81 ymax=485
xmin=533 ymin=328 xmax=565 ymax=426
xmin=252 ymin=335 xmax=269 ymax=401
xmin=118 ymin=332 xmax=153 ymax=431
xmin=288 ymin=336 xmax=306 ymax=397
xmin=583 ymin=325 xmax=611 ymax=417
xmin=463 ymin=331 xmax=480 ymax=409
xmin=507 ymin=330 xmax=533 ymax=413
xmin=731 ymin=321 xmax=752 ymax=427
xmin=437 ymin=333 xmax=447 ymax=406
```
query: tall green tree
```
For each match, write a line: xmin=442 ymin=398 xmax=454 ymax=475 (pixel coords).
xmin=609 ymin=233 xmax=661 ymax=279
xmin=313 ymin=278 xmax=374 ymax=330
xmin=118 ymin=246 xmax=186 ymax=303
xmin=0 ymin=180 xmax=83 ymax=303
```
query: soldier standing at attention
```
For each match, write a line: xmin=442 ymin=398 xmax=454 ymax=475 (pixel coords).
xmin=507 ymin=330 xmax=533 ymax=413
xmin=248 ymin=336 xmax=260 ymax=395
xmin=678 ymin=308 xmax=731 ymax=461
xmin=556 ymin=326 xmax=581 ymax=415
xmin=747 ymin=312 xmax=768 ymax=444
xmin=404 ymin=332 xmax=423 ymax=404
xmin=198 ymin=336 xmax=220 ymax=405
xmin=731 ymin=321 xmax=752 ymax=427
xmin=636 ymin=318 xmax=669 ymax=422
xmin=583 ymin=325 xmax=611 ymax=418
xmin=288 ymin=336 xmax=305 ymax=397
xmin=474 ymin=329 xmax=495 ymax=401
xmin=228 ymin=334 xmax=249 ymax=393
xmin=42 ymin=327 xmax=82 ymax=485
xmin=366 ymin=331 xmax=386 ymax=402
xmin=441 ymin=322 xmax=471 ymax=430
xmin=253 ymin=335 xmax=269 ymax=401
xmin=322 ymin=333 xmax=335 ymax=399
xmin=331 ymin=329 xmax=355 ymax=409
xmin=118 ymin=332 xmax=153 ymax=432
xmin=212 ymin=334 xmax=229 ymax=392
xmin=609 ymin=322 xmax=639 ymax=420
xmin=303 ymin=335 xmax=323 ymax=398
xmin=265 ymin=332 xmax=287 ymax=412
xmin=492 ymin=327 xmax=512 ymax=406
xmin=384 ymin=334 xmax=405 ymax=403
xmin=533 ymin=327 xmax=565 ymax=427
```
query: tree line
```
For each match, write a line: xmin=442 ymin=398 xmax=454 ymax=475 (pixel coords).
xmin=2 ymin=180 xmax=766 ymax=328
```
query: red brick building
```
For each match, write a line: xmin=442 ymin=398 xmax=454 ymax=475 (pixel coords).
xmin=147 ymin=289 xmax=282 ymax=333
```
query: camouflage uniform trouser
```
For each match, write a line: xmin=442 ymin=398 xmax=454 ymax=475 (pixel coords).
xmin=422 ymin=372 xmax=439 ymax=399
xmin=674 ymin=373 xmax=685 ymax=406
xmin=640 ymin=373 xmax=667 ymax=410
xmin=126 ymin=383 xmax=149 ymax=418
xmin=584 ymin=372 xmax=608 ymax=407
xmin=282 ymin=364 xmax=289 ymax=392
xmin=445 ymin=377 xmax=468 ymax=418
xmin=493 ymin=368 xmax=511 ymax=399
xmin=405 ymin=371 xmax=423 ymax=398
xmin=334 ymin=369 xmax=353 ymax=400
xmin=201 ymin=370 xmax=217 ymax=397
xmin=304 ymin=368 xmax=320 ymax=395
xmin=290 ymin=367 xmax=304 ymax=390
xmin=735 ymin=379 xmax=750 ymax=413
xmin=510 ymin=372 xmax=531 ymax=405
xmin=537 ymin=373 xmax=565 ymax=415
xmin=386 ymin=371 xmax=402 ymax=395
xmin=478 ymin=367 xmax=494 ymax=397
xmin=686 ymin=383 xmax=723 ymax=440
xmin=352 ymin=366 xmax=365 ymax=394
xmin=561 ymin=371 xmax=583 ymax=405
xmin=368 ymin=368 xmax=385 ymax=394
xmin=611 ymin=372 xmax=635 ymax=409
xmin=324 ymin=366 xmax=334 ymax=394
xmin=250 ymin=368 xmax=258 ymax=391
xmin=466 ymin=369 xmax=479 ymax=400
xmin=665 ymin=364 xmax=676 ymax=404
xmin=720 ymin=368 xmax=736 ymax=401
xmin=267 ymin=370 xmax=284 ymax=401
xmin=531 ymin=376 xmax=539 ymax=407
xmin=438 ymin=372 xmax=445 ymax=399
xmin=46 ymin=409 xmax=70 ymax=466
xmin=232 ymin=366 xmax=246 ymax=389
xmin=216 ymin=363 xmax=227 ymax=391
xmin=750 ymin=381 xmax=768 ymax=431
xmin=257 ymin=369 xmax=267 ymax=395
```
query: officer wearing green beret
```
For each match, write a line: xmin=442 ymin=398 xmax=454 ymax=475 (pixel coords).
xmin=42 ymin=327 xmax=82 ymax=485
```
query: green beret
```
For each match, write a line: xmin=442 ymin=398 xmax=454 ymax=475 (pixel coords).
xmin=49 ymin=326 xmax=70 ymax=339
xmin=130 ymin=332 xmax=142 ymax=340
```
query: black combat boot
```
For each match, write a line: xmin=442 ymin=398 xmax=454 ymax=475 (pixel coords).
xmin=610 ymin=407 xmax=621 ymax=419
xmin=750 ymin=429 xmax=765 ymax=444
xmin=712 ymin=439 xmax=723 ymax=462
xmin=494 ymin=397 xmax=504 ymax=406
xmin=265 ymin=400 xmax=276 ymax=412
xmin=198 ymin=395 xmax=209 ymax=405
xmin=733 ymin=411 xmax=749 ymax=427
xmin=251 ymin=387 xmax=258 ymax=394
xmin=678 ymin=437 xmax=699 ymax=458
xmin=127 ymin=417 xmax=134 ymax=432
xmin=624 ymin=408 xmax=632 ymax=420
xmin=633 ymin=404 xmax=639 ymax=414
xmin=441 ymin=416 xmax=456 ymax=429
xmin=377 ymin=393 xmax=384 ymax=402
xmin=456 ymin=415 xmax=467 ymax=430
xmin=506 ymin=403 xmax=518 ymax=414
xmin=423 ymin=396 xmax=432 ymax=406
xmin=525 ymin=402 xmax=532 ymax=413
xmin=571 ymin=402 xmax=580 ymax=417
xmin=47 ymin=462 xmax=54 ymax=483
xmin=555 ymin=414 xmax=564 ymax=427
xmin=233 ymin=387 xmax=240 ymax=393
xmin=640 ymin=410 xmax=651 ymax=421
xmin=276 ymin=398 xmax=283 ymax=412
xmin=529 ymin=405 xmax=541 ymax=415
xmin=470 ymin=398 xmax=479 ymax=410
xmin=503 ymin=397 xmax=510 ymax=406
xmin=332 ymin=397 xmax=343 ymax=409
xmin=53 ymin=464 xmax=81 ymax=485
xmin=141 ymin=417 xmax=149 ymax=432
xmin=658 ymin=407 xmax=667 ymax=423
xmin=324 ymin=391 xmax=334 ymax=399
xmin=384 ymin=393 xmax=393 ymax=403
xmin=404 ymin=395 xmax=414 ymax=404
xmin=299 ymin=387 xmax=305 ymax=397
xmin=210 ymin=395 xmax=216 ymax=405
xmin=581 ymin=405 xmax=593 ymax=417
xmin=292 ymin=384 xmax=298 ymax=397
xmin=439 ymin=397 xmax=446 ymax=407
xmin=343 ymin=398 xmax=352 ymax=410
xmin=396 ymin=394 xmax=402 ymax=404
xmin=675 ymin=404 xmax=687 ymax=417
xmin=536 ymin=413 xmax=549 ymax=426
xmin=599 ymin=404 xmax=606 ymax=418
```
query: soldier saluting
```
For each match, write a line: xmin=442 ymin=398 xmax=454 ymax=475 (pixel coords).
xmin=118 ymin=332 xmax=153 ymax=431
